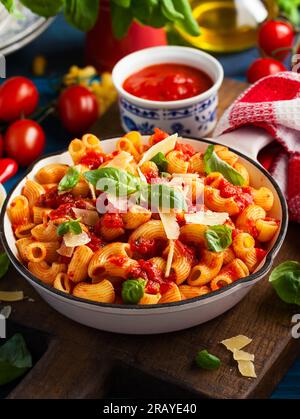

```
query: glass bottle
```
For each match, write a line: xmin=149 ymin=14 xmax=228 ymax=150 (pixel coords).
xmin=169 ymin=0 xmax=278 ymax=53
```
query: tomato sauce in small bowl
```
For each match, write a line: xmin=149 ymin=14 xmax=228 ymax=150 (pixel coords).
xmin=123 ymin=63 xmax=213 ymax=102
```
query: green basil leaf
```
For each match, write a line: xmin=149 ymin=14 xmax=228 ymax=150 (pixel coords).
xmin=69 ymin=220 xmax=83 ymax=235
xmin=58 ymin=167 xmax=80 ymax=192
xmin=122 ymin=279 xmax=146 ymax=304
xmin=203 ymin=144 xmax=246 ymax=186
xmin=111 ymin=1 xmax=133 ymax=38
xmin=0 ymin=334 xmax=32 ymax=385
xmin=83 ymin=167 xmax=141 ymax=196
xmin=56 ymin=218 xmax=82 ymax=236
xmin=139 ymin=183 xmax=187 ymax=211
xmin=151 ymin=152 xmax=168 ymax=172
xmin=0 ymin=0 xmax=22 ymax=17
xmin=64 ymin=0 xmax=99 ymax=32
xmin=205 ymin=225 xmax=232 ymax=252
xmin=269 ymin=261 xmax=300 ymax=306
xmin=172 ymin=0 xmax=200 ymax=36
xmin=0 ymin=252 xmax=10 ymax=279
xmin=20 ymin=0 xmax=64 ymax=17
xmin=111 ymin=0 xmax=131 ymax=7
xmin=195 ymin=349 xmax=221 ymax=370
xmin=147 ymin=1 xmax=169 ymax=27
xmin=161 ymin=0 xmax=184 ymax=21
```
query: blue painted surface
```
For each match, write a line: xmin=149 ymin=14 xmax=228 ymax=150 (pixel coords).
xmin=1 ymin=14 xmax=299 ymax=399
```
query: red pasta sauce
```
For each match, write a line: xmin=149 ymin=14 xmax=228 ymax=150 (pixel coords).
xmin=123 ymin=63 xmax=213 ymax=102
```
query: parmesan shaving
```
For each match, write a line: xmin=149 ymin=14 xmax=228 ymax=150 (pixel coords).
xmin=105 ymin=151 xmax=133 ymax=169
xmin=185 ymin=210 xmax=229 ymax=226
xmin=233 ymin=349 xmax=255 ymax=362
xmin=0 ymin=291 xmax=24 ymax=302
xmin=57 ymin=241 xmax=75 ymax=257
xmin=89 ymin=183 xmax=96 ymax=200
xmin=63 ymin=231 xmax=90 ymax=247
xmin=165 ymin=239 xmax=175 ymax=278
xmin=159 ymin=211 xmax=180 ymax=240
xmin=72 ymin=208 xmax=99 ymax=226
xmin=138 ymin=134 xmax=178 ymax=166
xmin=221 ymin=335 xmax=252 ymax=352
xmin=137 ymin=167 xmax=147 ymax=183
xmin=0 ymin=305 xmax=12 ymax=319
xmin=237 ymin=360 xmax=257 ymax=378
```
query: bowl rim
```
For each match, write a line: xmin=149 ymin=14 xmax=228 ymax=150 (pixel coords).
xmin=112 ymin=46 xmax=224 ymax=108
xmin=0 ymin=136 xmax=288 ymax=311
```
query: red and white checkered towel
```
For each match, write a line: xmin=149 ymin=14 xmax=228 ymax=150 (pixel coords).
xmin=214 ymin=71 xmax=300 ymax=222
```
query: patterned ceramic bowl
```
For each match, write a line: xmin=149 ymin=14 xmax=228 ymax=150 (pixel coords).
xmin=112 ymin=46 xmax=224 ymax=138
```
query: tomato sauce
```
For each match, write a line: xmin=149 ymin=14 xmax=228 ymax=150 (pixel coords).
xmin=123 ymin=64 xmax=213 ymax=102
xmin=101 ymin=213 xmax=124 ymax=229
xmin=79 ymin=151 xmax=105 ymax=170
xmin=87 ymin=232 xmax=104 ymax=252
xmin=218 ymin=179 xmax=253 ymax=212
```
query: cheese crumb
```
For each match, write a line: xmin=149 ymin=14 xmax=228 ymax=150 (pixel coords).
xmin=221 ymin=335 xmax=252 ymax=352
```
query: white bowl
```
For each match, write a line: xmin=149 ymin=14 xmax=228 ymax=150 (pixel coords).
xmin=112 ymin=46 xmax=224 ymax=138
xmin=0 ymin=137 xmax=288 ymax=334
xmin=0 ymin=183 xmax=6 ymax=209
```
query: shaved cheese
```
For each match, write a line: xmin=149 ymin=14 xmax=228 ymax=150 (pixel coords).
xmin=63 ymin=231 xmax=90 ymax=247
xmin=137 ymin=167 xmax=147 ymax=183
xmin=233 ymin=349 xmax=255 ymax=362
xmin=72 ymin=208 xmax=99 ymax=226
xmin=159 ymin=211 xmax=180 ymax=240
xmin=165 ymin=239 xmax=175 ymax=278
xmin=185 ymin=210 xmax=229 ymax=226
xmin=138 ymin=134 xmax=178 ymax=166
xmin=221 ymin=335 xmax=252 ymax=352
xmin=89 ymin=183 xmax=96 ymax=200
xmin=237 ymin=360 xmax=257 ymax=378
xmin=0 ymin=291 xmax=24 ymax=302
xmin=57 ymin=241 xmax=75 ymax=258
xmin=105 ymin=151 xmax=133 ymax=169
xmin=0 ymin=305 xmax=12 ymax=319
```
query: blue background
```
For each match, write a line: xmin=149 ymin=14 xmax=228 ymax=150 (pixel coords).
xmin=2 ymin=14 xmax=299 ymax=399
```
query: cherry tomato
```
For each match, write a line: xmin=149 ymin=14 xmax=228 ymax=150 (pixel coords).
xmin=58 ymin=85 xmax=99 ymax=134
xmin=258 ymin=20 xmax=294 ymax=61
xmin=0 ymin=77 xmax=39 ymax=122
xmin=0 ymin=158 xmax=18 ymax=183
xmin=247 ymin=58 xmax=287 ymax=84
xmin=5 ymin=119 xmax=45 ymax=167
xmin=0 ymin=134 xmax=3 ymax=158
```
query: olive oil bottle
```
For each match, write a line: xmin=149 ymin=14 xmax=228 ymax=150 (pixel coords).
xmin=169 ymin=0 xmax=278 ymax=53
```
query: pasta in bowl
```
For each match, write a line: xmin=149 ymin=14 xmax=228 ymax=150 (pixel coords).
xmin=0 ymin=129 xmax=287 ymax=334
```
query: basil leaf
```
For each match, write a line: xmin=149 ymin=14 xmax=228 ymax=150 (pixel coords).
xmin=172 ymin=0 xmax=200 ymax=36
xmin=20 ymin=0 xmax=63 ymax=17
xmin=269 ymin=261 xmax=300 ymax=306
xmin=122 ymin=279 xmax=146 ymax=304
xmin=195 ymin=350 xmax=221 ymax=370
xmin=58 ymin=167 xmax=80 ymax=192
xmin=139 ymin=183 xmax=187 ymax=211
xmin=151 ymin=152 xmax=168 ymax=172
xmin=64 ymin=0 xmax=99 ymax=32
xmin=57 ymin=218 xmax=82 ymax=236
xmin=161 ymin=0 xmax=184 ymax=21
xmin=0 ymin=334 xmax=32 ymax=385
xmin=111 ymin=1 xmax=133 ymax=38
xmin=0 ymin=253 xmax=10 ymax=279
xmin=111 ymin=0 xmax=131 ymax=7
xmin=83 ymin=167 xmax=141 ymax=196
xmin=205 ymin=225 xmax=232 ymax=252
xmin=203 ymin=145 xmax=245 ymax=186
xmin=1 ymin=0 xmax=22 ymax=17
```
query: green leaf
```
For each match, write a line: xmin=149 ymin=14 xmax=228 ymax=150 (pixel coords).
xmin=64 ymin=0 xmax=99 ymax=32
xmin=147 ymin=1 xmax=169 ymax=27
xmin=83 ymin=167 xmax=141 ymax=196
xmin=0 ymin=0 xmax=22 ymax=17
xmin=195 ymin=349 xmax=221 ymax=370
xmin=203 ymin=145 xmax=246 ymax=186
xmin=269 ymin=261 xmax=300 ymax=306
xmin=205 ymin=225 xmax=232 ymax=252
xmin=111 ymin=0 xmax=131 ymax=7
xmin=139 ymin=183 xmax=187 ymax=211
xmin=130 ymin=0 xmax=155 ymax=25
xmin=122 ymin=279 xmax=146 ymax=304
xmin=161 ymin=0 xmax=184 ymax=21
xmin=0 ymin=253 xmax=10 ymax=279
xmin=0 ymin=334 xmax=32 ymax=385
xmin=172 ymin=0 xmax=200 ymax=36
xmin=111 ymin=1 xmax=133 ymax=38
xmin=20 ymin=0 xmax=64 ymax=17
xmin=151 ymin=152 xmax=168 ymax=172
xmin=277 ymin=0 xmax=300 ymax=26
xmin=57 ymin=218 xmax=82 ymax=236
xmin=58 ymin=167 xmax=80 ymax=192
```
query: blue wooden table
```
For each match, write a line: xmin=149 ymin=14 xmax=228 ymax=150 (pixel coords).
xmin=2 ymin=14 xmax=299 ymax=399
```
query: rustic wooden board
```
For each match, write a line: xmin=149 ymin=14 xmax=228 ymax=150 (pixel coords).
xmin=1 ymin=79 xmax=299 ymax=399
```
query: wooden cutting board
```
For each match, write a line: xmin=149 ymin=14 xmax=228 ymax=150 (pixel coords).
xmin=1 ymin=79 xmax=300 ymax=399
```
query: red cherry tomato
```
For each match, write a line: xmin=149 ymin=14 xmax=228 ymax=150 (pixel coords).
xmin=0 ymin=77 xmax=39 ymax=122
xmin=247 ymin=58 xmax=287 ymax=84
xmin=258 ymin=20 xmax=294 ymax=61
xmin=58 ymin=85 xmax=99 ymax=134
xmin=0 ymin=158 xmax=18 ymax=183
xmin=5 ymin=119 xmax=45 ymax=167
xmin=0 ymin=134 xmax=3 ymax=158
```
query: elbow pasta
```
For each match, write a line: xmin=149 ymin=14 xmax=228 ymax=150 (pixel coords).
xmin=7 ymin=130 xmax=280 ymax=305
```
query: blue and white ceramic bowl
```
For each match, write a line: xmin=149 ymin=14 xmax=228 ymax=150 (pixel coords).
xmin=112 ymin=46 xmax=224 ymax=138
